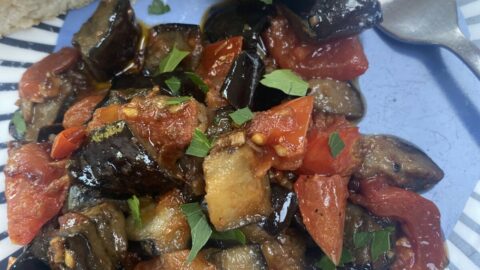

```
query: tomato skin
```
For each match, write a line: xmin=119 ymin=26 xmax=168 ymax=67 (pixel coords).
xmin=248 ymin=96 xmax=314 ymax=170
xmin=294 ymin=174 xmax=349 ymax=265
xmin=63 ymin=94 xmax=106 ymax=129
xmin=197 ymin=36 xmax=243 ymax=109
xmin=299 ymin=117 xmax=362 ymax=176
xmin=5 ymin=143 xmax=68 ymax=245
xmin=263 ymin=15 xmax=368 ymax=81
xmin=350 ymin=176 xmax=447 ymax=270
xmin=19 ymin=47 xmax=80 ymax=103
xmin=50 ymin=126 xmax=87 ymax=159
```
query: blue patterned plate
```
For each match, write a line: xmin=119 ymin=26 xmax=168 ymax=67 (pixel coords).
xmin=0 ymin=0 xmax=479 ymax=269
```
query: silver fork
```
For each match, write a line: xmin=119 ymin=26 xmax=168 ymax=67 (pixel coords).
xmin=377 ymin=0 xmax=480 ymax=79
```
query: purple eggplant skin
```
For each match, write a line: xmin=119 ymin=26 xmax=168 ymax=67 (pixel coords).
xmin=68 ymin=121 xmax=181 ymax=199
xmin=222 ymin=51 xmax=287 ymax=111
xmin=203 ymin=0 xmax=273 ymax=43
xmin=355 ymin=135 xmax=444 ymax=191
xmin=110 ymin=72 xmax=206 ymax=104
xmin=259 ymin=184 xmax=298 ymax=236
xmin=73 ymin=0 xmax=140 ymax=80
xmin=278 ymin=0 xmax=382 ymax=42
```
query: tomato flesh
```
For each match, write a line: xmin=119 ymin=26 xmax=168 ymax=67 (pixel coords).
xmin=263 ymin=15 xmax=368 ymax=81
xmin=295 ymin=174 xmax=349 ymax=265
xmin=248 ymin=96 xmax=314 ymax=170
xmin=350 ymin=177 xmax=447 ymax=270
xmin=51 ymin=126 xmax=87 ymax=159
xmin=5 ymin=143 xmax=68 ymax=245
xmin=299 ymin=116 xmax=362 ymax=176
xmin=197 ymin=36 xmax=243 ymax=109
xmin=63 ymin=94 xmax=106 ymax=129
xmin=19 ymin=47 xmax=80 ymax=103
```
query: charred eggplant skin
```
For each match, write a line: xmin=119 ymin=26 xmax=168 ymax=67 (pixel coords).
xmin=68 ymin=121 xmax=179 ymax=198
xmin=8 ymin=251 xmax=50 ymax=270
xmin=222 ymin=51 xmax=286 ymax=111
xmin=110 ymin=72 xmax=207 ymax=104
xmin=73 ymin=0 xmax=140 ymax=79
xmin=260 ymin=184 xmax=298 ymax=236
xmin=278 ymin=0 xmax=382 ymax=42
xmin=203 ymin=0 xmax=272 ymax=43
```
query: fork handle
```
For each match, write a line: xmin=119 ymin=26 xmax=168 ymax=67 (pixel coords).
xmin=443 ymin=28 xmax=480 ymax=80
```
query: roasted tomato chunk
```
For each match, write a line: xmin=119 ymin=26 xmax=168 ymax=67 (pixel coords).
xmin=350 ymin=176 xmax=447 ymax=270
xmin=197 ymin=36 xmax=243 ymax=109
xmin=19 ymin=47 xmax=80 ymax=103
xmin=63 ymin=94 xmax=106 ymax=129
xmin=295 ymin=174 xmax=349 ymax=265
xmin=248 ymin=96 xmax=314 ymax=170
xmin=263 ymin=15 xmax=368 ymax=81
xmin=5 ymin=143 xmax=69 ymax=244
xmin=299 ymin=116 xmax=362 ymax=176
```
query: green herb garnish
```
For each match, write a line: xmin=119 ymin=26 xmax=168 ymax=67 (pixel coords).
xmin=181 ymin=203 xmax=212 ymax=263
xmin=259 ymin=0 xmax=273 ymax=4
xmin=371 ymin=229 xmax=393 ymax=261
xmin=127 ymin=195 xmax=142 ymax=228
xmin=229 ymin=107 xmax=254 ymax=125
xmin=12 ymin=111 xmax=26 ymax=136
xmin=186 ymin=129 xmax=212 ymax=157
xmin=185 ymin=72 xmax=209 ymax=93
xmin=352 ymin=227 xmax=395 ymax=262
xmin=157 ymin=47 xmax=190 ymax=74
xmin=181 ymin=203 xmax=247 ymax=262
xmin=166 ymin=96 xmax=191 ymax=106
xmin=314 ymin=250 xmax=353 ymax=269
xmin=353 ymin=231 xmax=371 ymax=248
xmin=211 ymin=229 xmax=246 ymax=244
xmin=148 ymin=0 xmax=171 ymax=15
xmin=165 ymin=76 xmax=181 ymax=95
xmin=260 ymin=69 xmax=309 ymax=97
xmin=328 ymin=132 xmax=345 ymax=158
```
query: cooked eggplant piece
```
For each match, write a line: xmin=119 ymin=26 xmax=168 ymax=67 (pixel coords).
xmin=206 ymin=106 xmax=235 ymax=140
xmin=49 ymin=212 xmax=116 ymax=269
xmin=68 ymin=121 xmax=180 ymax=198
xmin=308 ymin=79 xmax=364 ymax=121
xmin=260 ymin=230 xmax=306 ymax=270
xmin=9 ymin=251 xmax=50 ymax=270
xmin=343 ymin=204 xmax=396 ymax=269
xmin=177 ymin=155 xmax=206 ymax=199
xmin=37 ymin=124 xmax=64 ymax=142
xmin=112 ymin=71 xmax=205 ymax=103
xmin=10 ymin=219 xmax=58 ymax=270
xmin=259 ymin=184 xmax=298 ymax=236
xmin=110 ymin=71 xmax=207 ymax=104
xmin=81 ymin=203 xmax=128 ymax=263
xmin=222 ymin=51 xmax=286 ymax=111
xmin=204 ymin=134 xmax=272 ymax=231
xmin=144 ymin=24 xmax=203 ymax=75
xmin=203 ymin=0 xmax=272 ymax=43
xmin=67 ymin=184 xmax=104 ymax=211
xmin=210 ymin=245 xmax=268 ymax=270
xmin=278 ymin=0 xmax=382 ymax=42
xmin=355 ymin=135 xmax=444 ymax=191
xmin=135 ymin=250 xmax=216 ymax=270
xmin=126 ymin=190 xmax=191 ymax=254
xmin=48 ymin=203 xmax=127 ymax=269
xmin=73 ymin=0 xmax=140 ymax=79
xmin=16 ymin=55 xmax=91 ymax=141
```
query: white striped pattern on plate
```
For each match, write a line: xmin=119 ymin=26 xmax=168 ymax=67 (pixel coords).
xmin=0 ymin=15 xmax=64 ymax=270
